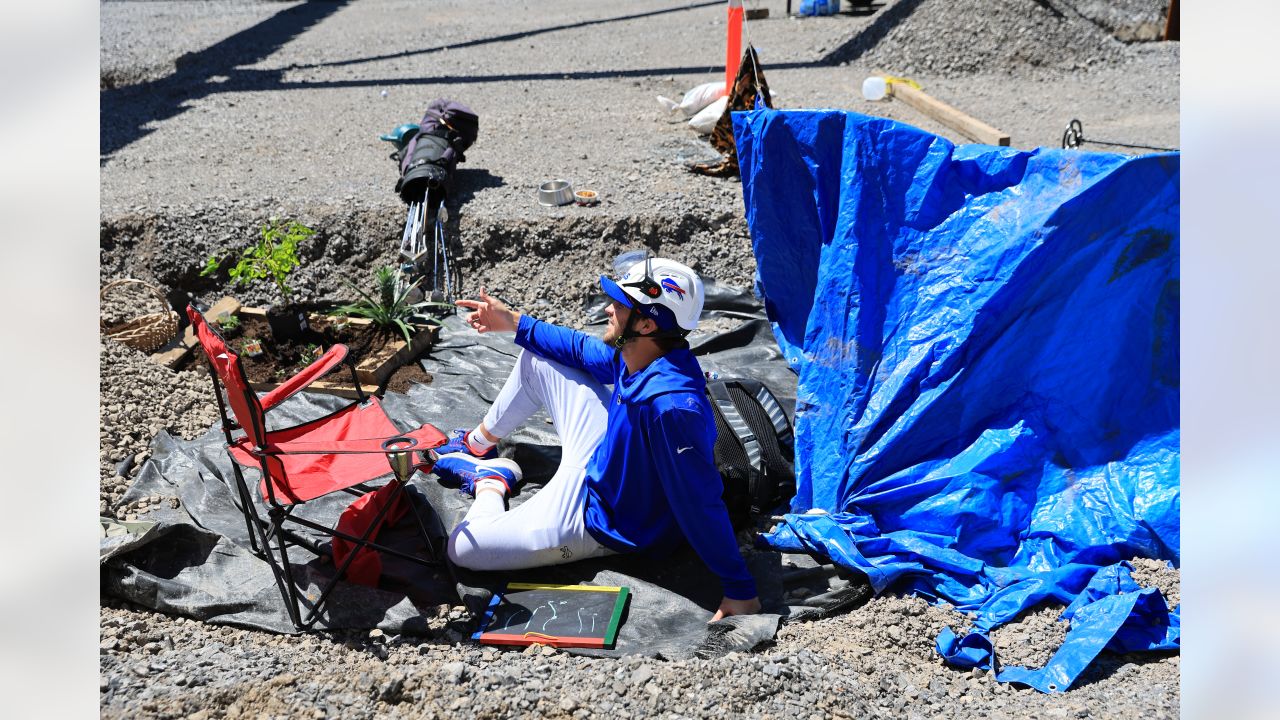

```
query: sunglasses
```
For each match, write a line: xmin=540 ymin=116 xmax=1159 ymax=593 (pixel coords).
xmin=620 ymin=255 xmax=664 ymax=303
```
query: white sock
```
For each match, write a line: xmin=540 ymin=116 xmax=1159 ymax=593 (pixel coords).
xmin=467 ymin=428 xmax=497 ymax=453
xmin=467 ymin=478 xmax=508 ymax=519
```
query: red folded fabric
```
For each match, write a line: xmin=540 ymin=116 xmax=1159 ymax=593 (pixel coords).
xmin=331 ymin=481 xmax=409 ymax=587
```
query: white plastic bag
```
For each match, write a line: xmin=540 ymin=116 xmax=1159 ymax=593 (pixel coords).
xmin=657 ymin=81 xmax=726 ymax=118
xmin=688 ymin=95 xmax=729 ymax=135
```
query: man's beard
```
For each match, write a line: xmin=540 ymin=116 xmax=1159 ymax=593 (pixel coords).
xmin=602 ymin=317 xmax=621 ymax=345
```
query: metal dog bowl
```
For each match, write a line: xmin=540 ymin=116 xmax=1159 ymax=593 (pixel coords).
xmin=537 ymin=179 xmax=575 ymax=207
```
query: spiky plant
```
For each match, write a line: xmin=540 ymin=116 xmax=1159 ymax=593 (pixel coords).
xmin=330 ymin=267 xmax=426 ymax=343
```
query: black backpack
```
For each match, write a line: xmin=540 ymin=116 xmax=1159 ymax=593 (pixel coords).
xmin=705 ymin=378 xmax=797 ymax=530
xmin=394 ymin=98 xmax=480 ymax=203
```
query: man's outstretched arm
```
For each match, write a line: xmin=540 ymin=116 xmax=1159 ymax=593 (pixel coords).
xmin=456 ymin=288 xmax=616 ymax=384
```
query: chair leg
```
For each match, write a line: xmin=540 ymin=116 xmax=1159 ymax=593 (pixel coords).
xmin=228 ymin=465 xmax=304 ymax=629
xmin=268 ymin=506 xmax=306 ymax=630
xmin=235 ymin=475 xmax=443 ymax=630
xmin=228 ymin=461 xmax=261 ymax=554
xmin=277 ymin=524 xmax=327 ymax=558
xmin=285 ymin=513 xmax=433 ymax=566
xmin=237 ymin=494 xmax=302 ymax=630
xmin=298 ymin=480 xmax=409 ymax=628
xmin=245 ymin=499 xmax=323 ymax=632
xmin=402 ymin=485 xmax=441 ymax=564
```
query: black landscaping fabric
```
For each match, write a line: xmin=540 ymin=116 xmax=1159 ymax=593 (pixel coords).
xmin=102 ymin=284 xmax=867 ymax=657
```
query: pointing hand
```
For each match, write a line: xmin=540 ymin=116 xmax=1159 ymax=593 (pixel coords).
xmin=455 ymin=287 xmax=520 ymax=333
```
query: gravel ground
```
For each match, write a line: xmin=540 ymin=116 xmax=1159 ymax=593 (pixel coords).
xmin=1070 ymin=0 xmax=1172 ymax=42
xmin=100 ymin=0 xmax=1181 ymax=716
xmin=837 ymin=0 xmax=1166 ymax=76
xmin=100 ymin=0 xmax=298 ymax=89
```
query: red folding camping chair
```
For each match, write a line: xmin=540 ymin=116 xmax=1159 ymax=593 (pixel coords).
xmin=186 ymin=305 xmax=448 ymax=630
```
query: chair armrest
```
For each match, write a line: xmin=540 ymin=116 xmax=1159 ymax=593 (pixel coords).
xmin=259 ymin=344 xmax=350 ymax=411
xmin=261 ymin=424 xmax=448 ymax=456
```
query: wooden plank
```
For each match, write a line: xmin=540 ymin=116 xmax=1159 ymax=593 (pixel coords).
xmin=357 ymin=325 xmax=439 ymax=385
xmin=248 ymin=379 xmax=379 ymax=400
xmin=238 ymin=305 xmax=372 ymax=328
xmin=889 ymin=84 xmax=1011 ymax=146
xmin=151 ymin=296 xmax=241 ymax=368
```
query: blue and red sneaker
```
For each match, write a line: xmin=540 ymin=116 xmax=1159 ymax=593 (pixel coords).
xmin=433 ymin=454 xmax=523 ymax=497
xmin=434 ymin=429 xmax=498 ymax=459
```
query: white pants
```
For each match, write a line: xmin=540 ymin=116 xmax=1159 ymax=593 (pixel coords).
xmin=446 ymin=350 xmax=617 ymax=571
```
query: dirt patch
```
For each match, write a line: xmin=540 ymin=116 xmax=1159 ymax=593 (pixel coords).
xmin=991 ymin=604 xmax=1070 ymax=669
xmin=207 ymin=313 xmax=430 ymax=394
xmin=383 ymin=361 xmax=434 ymax=396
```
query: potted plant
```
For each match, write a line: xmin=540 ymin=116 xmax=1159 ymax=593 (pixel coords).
xmin=201 ymin=218 xmax=315 ymax=341
xmin=214 ymin=312 xmax=241 ymax=334
xmin=330 ymin=266 xmax=430 ymax=343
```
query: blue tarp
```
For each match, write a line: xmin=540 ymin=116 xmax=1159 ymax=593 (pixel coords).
xmin=733 ymin=109 xmax=1179 ymax=692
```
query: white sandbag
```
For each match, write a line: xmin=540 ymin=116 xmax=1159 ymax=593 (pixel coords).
xmin=680 ymin=81 xmax=727 ymax=115
xmin=688 ymin=95 xmax=729 ymax=135
xmin=658 ymin=81 xmax=726 ymax=117
xmin=657 ymin=96 xmax=681 ymax=113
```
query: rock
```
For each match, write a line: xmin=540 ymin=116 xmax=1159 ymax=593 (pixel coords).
xmin=378 ymin=675 xmax=406 ymax=704
xmin=443 ymin=661 xmax=466 ymax=683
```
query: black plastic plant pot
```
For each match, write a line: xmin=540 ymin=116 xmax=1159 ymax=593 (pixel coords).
xmin=265 ymin=304 xmax=309 ymax=342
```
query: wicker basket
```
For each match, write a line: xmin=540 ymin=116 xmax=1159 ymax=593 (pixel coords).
xmin=100 ymin=279 xmax=179 ymax=353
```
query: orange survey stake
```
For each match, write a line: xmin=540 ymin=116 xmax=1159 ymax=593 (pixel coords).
xmin=725 ymin=0 xmax=743 ymax=91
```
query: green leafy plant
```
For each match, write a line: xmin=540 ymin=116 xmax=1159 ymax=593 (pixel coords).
xmin=200 ymin=219 xmax=316 ymax=302
xmin=330 ymin=266 xmax=426 ymax=343
xmin=215 ymin=313 xmax=240 ymax=331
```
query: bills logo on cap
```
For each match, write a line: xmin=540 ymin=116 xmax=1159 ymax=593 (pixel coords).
xmin=660 ymin=278 xmax=685 ymax=299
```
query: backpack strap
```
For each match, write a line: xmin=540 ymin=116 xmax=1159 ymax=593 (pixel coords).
xmin=707 ymin=380 xmax=763 ymax=474
xmin=741 ymin=378 xmax=794 ymax=448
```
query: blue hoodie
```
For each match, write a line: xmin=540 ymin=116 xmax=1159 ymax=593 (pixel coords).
xmin=515 ymin=315 xmax=757 ymax=600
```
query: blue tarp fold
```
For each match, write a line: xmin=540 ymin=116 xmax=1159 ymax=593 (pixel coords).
xmin=733 ymin=109 xmax=1179 ymax=692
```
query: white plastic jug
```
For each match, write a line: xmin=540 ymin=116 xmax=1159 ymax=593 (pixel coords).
xmin=862 ymin=76 xmax=888 ymax=101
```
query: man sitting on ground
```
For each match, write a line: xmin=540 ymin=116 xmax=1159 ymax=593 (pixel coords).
xmin=434 ymin=256 xmax=761 ymax=620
